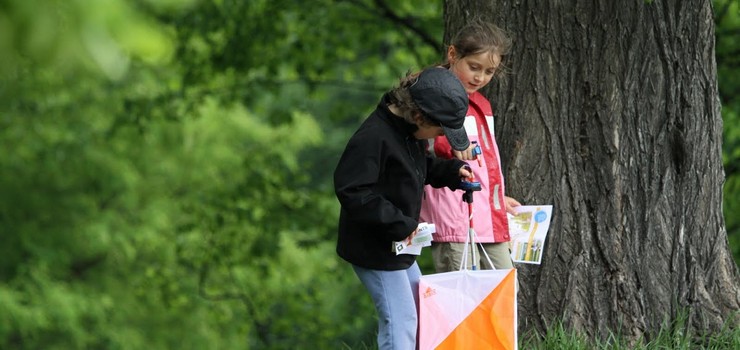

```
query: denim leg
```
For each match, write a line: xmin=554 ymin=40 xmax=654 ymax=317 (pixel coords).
xmin=353 ymin=262 xmax=421 ymax=350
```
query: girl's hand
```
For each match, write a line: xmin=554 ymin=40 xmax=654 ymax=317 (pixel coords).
xmin=504 ymin=196 xmax=522 ymax=215
xmin=452 ymin=143 xmax=477 ymax=160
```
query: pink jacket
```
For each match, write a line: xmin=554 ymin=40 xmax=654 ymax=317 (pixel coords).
xmin=419 ymin=92 xmax=510 ymax=243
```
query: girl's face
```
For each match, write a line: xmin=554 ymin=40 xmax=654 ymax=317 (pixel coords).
xmin=447 ymin=47 xmax=501 ymax=94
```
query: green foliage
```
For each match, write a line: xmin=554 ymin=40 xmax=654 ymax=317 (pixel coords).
xmin=0 ymin=72 xmax=363 ymax=348
xmin=715 ymin=0 xmax=740 ymax=264
xmin=0 ymin=0 xmax=443 ymax=348
xmin=724 ymin=106 xmax=740 ymax=261
xmin=0 ymin=0 xmax=190 ymax=81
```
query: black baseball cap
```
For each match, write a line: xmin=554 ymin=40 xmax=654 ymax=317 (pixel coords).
xmin=409 ymin=67 xmax=470 ymax=151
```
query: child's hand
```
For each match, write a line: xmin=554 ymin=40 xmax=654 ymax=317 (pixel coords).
xmin=404 ymin=228 xmax=419 ymax=244
xmin=452 ymin=143 xmax=477 ymax=160
xmin=458 ymin=165 xmax=473 ymax=179
xmin=505 ymin=196 xmax=522 ymax=215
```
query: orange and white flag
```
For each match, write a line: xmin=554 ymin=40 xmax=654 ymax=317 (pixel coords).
xmin=419 ymin=268 xmax=517 ymax=350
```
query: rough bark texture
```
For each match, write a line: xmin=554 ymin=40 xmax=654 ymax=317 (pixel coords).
xmin=444 ymin=0 xmax=740 ymax=343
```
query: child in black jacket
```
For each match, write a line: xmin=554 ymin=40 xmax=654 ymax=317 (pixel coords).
xmin=334 ymin=67 xmax=472 ymax=350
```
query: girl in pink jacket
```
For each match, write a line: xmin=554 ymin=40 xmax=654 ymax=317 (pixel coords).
xmin=420 ymin=21 xmax=522 ymax=272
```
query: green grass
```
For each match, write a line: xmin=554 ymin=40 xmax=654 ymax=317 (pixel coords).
xmin=521 ymin=311 xmax=740 ymax=350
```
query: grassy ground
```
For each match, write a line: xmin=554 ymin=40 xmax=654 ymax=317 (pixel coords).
xmin=520 ymin=311 xmax=739 ymax=350
xmin=346 ymin=310 xmax=739 ymax=349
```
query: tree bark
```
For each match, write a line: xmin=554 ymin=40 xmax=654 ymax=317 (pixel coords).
xmin=444 ymin=0 xmax=740 ymax=343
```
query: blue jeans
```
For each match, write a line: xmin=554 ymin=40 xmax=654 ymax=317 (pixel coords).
xmin=353 ymin=262 xmax=421 ymax=350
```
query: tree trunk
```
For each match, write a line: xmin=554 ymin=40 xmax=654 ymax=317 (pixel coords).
xmin=444 ymin=0 xmax=740 ymax=343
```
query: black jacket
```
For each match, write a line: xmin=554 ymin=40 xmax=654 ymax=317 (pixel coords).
xmin=334 ymin=94 xmax=466 ymax=270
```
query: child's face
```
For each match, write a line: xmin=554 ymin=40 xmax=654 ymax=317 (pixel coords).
xmin=448 ymin=50 xmax=501 ymax=94
xmin=413 ymin=114 xmax=445 ymax=140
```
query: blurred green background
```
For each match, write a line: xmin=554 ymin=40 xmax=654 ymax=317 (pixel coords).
xmin=1 ymin=0 xmax=737 ymax=349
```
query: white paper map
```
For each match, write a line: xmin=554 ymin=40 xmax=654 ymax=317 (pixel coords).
xmin=508 ymin=205 xmax=553 ymax=264
xmin=393 ymin=223 xmax=435 ymax=255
